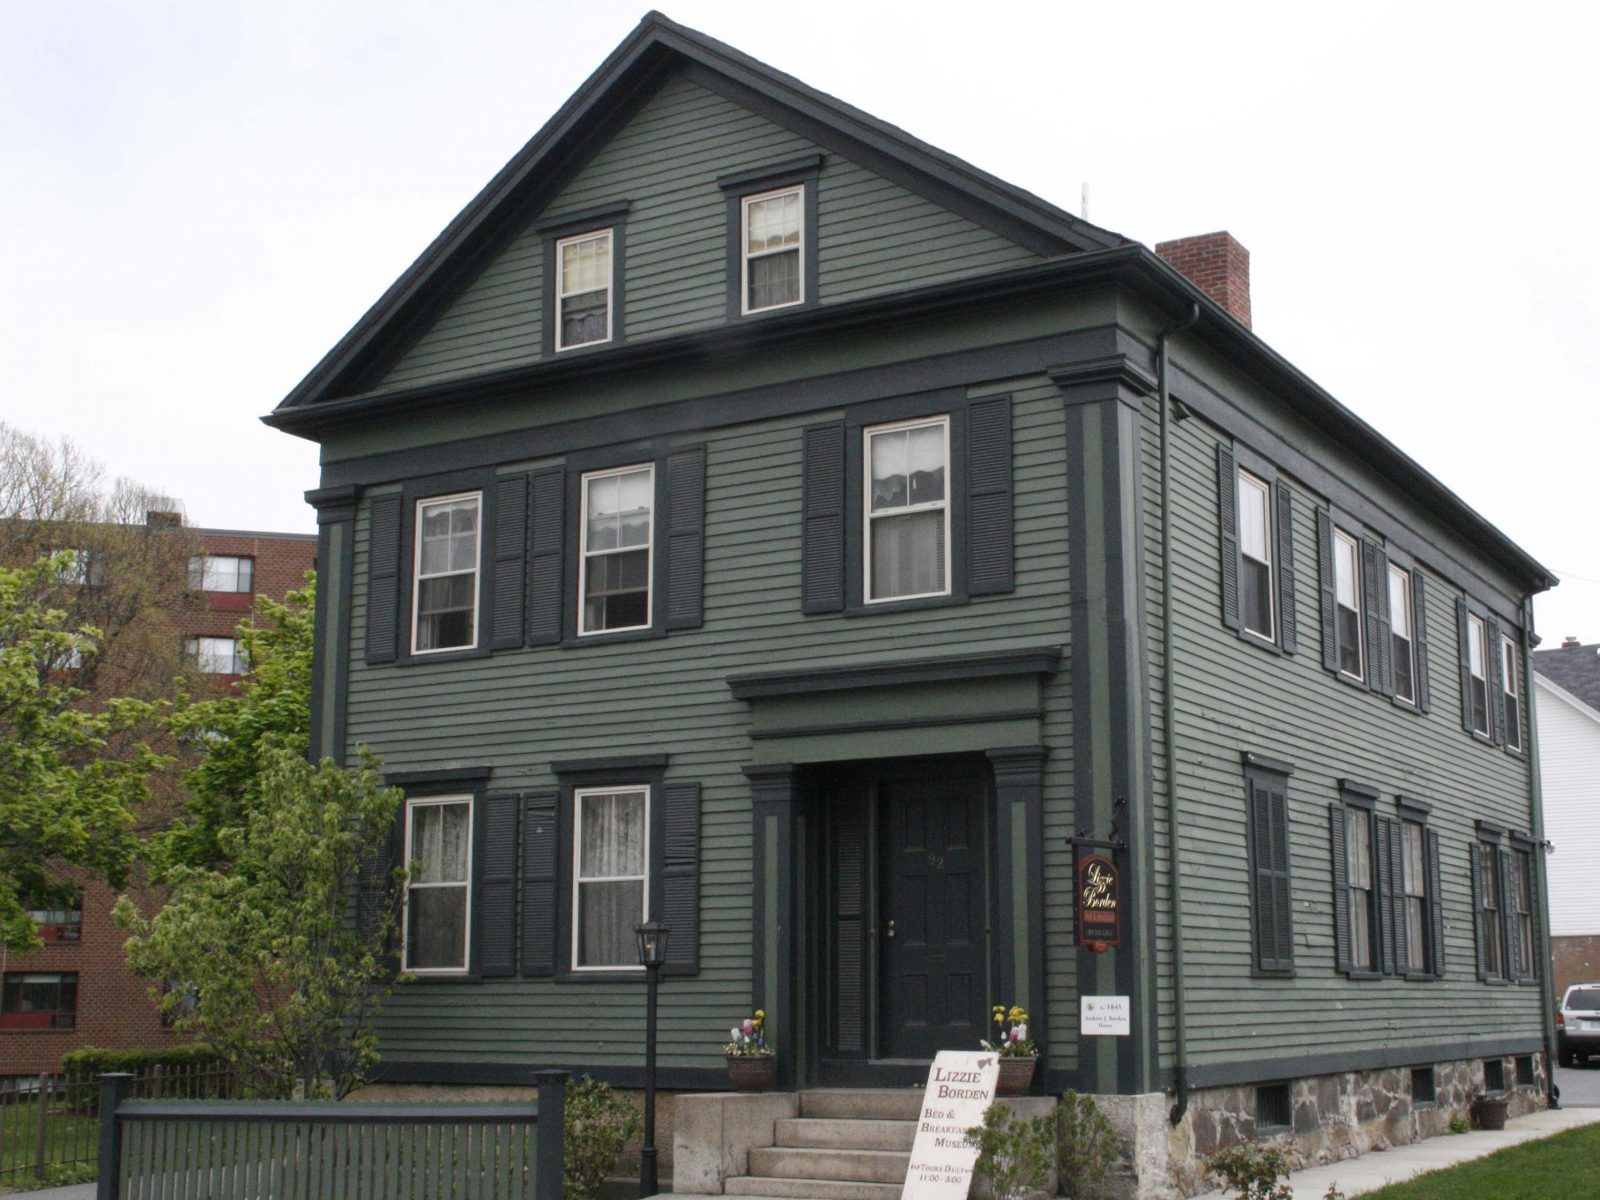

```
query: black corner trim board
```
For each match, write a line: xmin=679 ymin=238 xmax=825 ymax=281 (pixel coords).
xmin=716 ymin=153 xmax=826 ymax=192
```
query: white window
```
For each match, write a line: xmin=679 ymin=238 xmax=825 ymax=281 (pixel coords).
xmin=555 ymin=229 xmax=613 ymax=351
xmin=1402 ymin=820 xmax=1428 ymax=973
xmin=1236 ymin=470 xmax=1274 ymax=640
xmin=742 ymin=186 xmax=803 ymax=314
xmin=579 ymin=465 xmax=653 ymax=634
xmin=1501 ymin=634 xmax=1521 ymax=751
xmin=187 ymin=555 xmax=254 ymax=593
xmin=51 ymin=549 xmax=97 ymax=586
xmin=403 ymin=796 xmax=472 ymax=973
xmin=1333 ymin=529 xmax=1363 ymax=680
xmin=187 ymin=636 xmax=245 ymax=674
xmin=865 ymin=416 xmax=950 ymax=603
xmin=1389 ymin=564 xmax=1416 ymax=703
xmin=572 ymin=786 xmax=649 ymax=970
xmin=412 ymin=493 xmax=480 ymax=654
xmin=1346 ymin=806 xmax=1375 ymax=971
xmin=1467 ymin=613 xmax=1490 ymax=735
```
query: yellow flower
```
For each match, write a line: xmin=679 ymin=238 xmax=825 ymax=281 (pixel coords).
xmin=755 ymin=1010 xmax=765 ymax=1019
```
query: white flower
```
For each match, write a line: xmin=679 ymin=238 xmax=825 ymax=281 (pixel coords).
xmin=731 ymin=1028 xmax=742 ymax=1042
xmin=1016 ymin=1023 xmax=1028 ymax=1041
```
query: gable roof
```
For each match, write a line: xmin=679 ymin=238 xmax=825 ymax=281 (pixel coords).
xmin=272 ymin=11 xmax=1124 ymax=415
xmin=1534 ymin=641 xmax=1600 ymax=714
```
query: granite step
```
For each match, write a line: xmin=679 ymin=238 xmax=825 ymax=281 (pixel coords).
xmin=798 ymin=1089 xmax=924 ymax=1121
xmin=747 ymin=1146 xmax=911 ymax=1184
xmin=723 ymin=1176 xmax=903 ymax=1200
xmin=774 ymin=1116 xmax=918 ymax=1152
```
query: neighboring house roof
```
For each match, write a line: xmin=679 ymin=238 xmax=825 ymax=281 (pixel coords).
xmin=1534 ymin=641 xmax=1600 ymax=714
xmin=1535 ymin=670 xmax=1600 ymax=729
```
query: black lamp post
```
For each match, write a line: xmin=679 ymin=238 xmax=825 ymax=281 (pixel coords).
xmin=635 ymin=919 xmax=670 ymax=1198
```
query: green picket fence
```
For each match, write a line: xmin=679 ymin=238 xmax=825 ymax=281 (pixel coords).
xmin=96 ymin=1072 xmax=568 ymax=1200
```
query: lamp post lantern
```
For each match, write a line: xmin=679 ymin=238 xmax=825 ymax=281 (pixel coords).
xmin=636 ymin=919 xmax=670 ymax=1197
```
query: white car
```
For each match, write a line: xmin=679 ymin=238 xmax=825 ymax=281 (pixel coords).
xmin=1557 ymin=984 xmax=1600 ymax=1067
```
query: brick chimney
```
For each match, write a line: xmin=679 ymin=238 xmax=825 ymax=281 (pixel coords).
xmin=1562 ymin=636 xmax=1583 ymax=649
xmin=1155 ymin=231 xmax=1252 ymax=329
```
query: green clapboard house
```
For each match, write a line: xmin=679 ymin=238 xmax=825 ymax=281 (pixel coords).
xmin=266 ymin=13 xmax=1558 ymax=1194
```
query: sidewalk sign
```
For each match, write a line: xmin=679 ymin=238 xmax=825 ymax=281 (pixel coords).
xmin=900 ymin=1050 xmax=1001 ymax=1200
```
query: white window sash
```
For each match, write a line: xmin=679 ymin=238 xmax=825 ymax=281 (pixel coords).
xmin=401 ymin=795 xmax=473 ymax=975
xmin=577 ymin=464 xmax=654 ymax=636
xmin=863 ymin=416 xmax=951 ymax=605
xmin=1332 ymin=528 xmax=1365 ymax=680
xmin=1467 ymin=614 xmax=1487 ymax=681
xmin=1500 ymin=636 xmax=1517 ymax=700
xmin=555 ymin=229 xmax=613 ymax=351
xmin=741 ymin=186 xmax=805 ymax=315
xmin=1236 ymin=469 xmax=1275 ymax=639
xmin=570 ymin=786 xmax=650 ymax=972
xmin=411 ymin=492 xmax=481 ymax=655
xmin=1388 ymin=564 xmax=1414 ymax=699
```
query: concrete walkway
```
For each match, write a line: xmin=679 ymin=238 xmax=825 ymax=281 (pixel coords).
xmin=1188 ymin=1106 xmax=1600 ymax=1199
xmin=0 ymin=1185 xmax=93 ymax=1200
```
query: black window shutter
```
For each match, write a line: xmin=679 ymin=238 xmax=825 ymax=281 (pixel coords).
xmin=1268 ymin=787 xmax=1293 ymax=970
xmin=1412 ymin=572 xmax=1432 ymax=713
xmin=1425 ymin=828 xmax=1444 ymax=977
xmin=521 ymin=790 xmax=559 ymax=976
xmin=1486 ymin=618 xmax=1506 ymax=746
xmin=966 ymin=396 xmax=1014 ymax=596
xmin=491 ymin=475 xmax=529 ymax=650
xmin=665 ymin=447 xmax=706 ymax=630
xmin=659 ymin=783 xmax=701 ymax=976
xmin=1216 ymin=444 xmax=1240 ymax=632
xmin=526 ymin=469 xmax=565 ymax=645
xmin=1365 ymin=540 xmax=1391 ymax=695
xmin=1249 ymin=782 xmax=1276 ymax=970
xmin=801 ymin=421 xmax=846 ymax=613
xmin=1469 ymin=842 xmax=1488 ymax=980
xmin=1375 ymin=815 xmax=1400 ymax=976
xmin=476 ymin=793 xmax=520 ymax=978
xmin=365 ymin=495 xmax=402 ymax=664
xmin=1317 ymin=508 xmax=1338 ymax=672
xmin=1457 ymin=598 xmax=1475 ymax=734
xmin=1273 ymin=481 xmax=1296 ymax=654
xmin=1497 ymin=848 xmax=1519 ymax=979
xmin=1330 ymin=803 xmax=1352 ymax=973
xmin=357 ymin=812 xmax=403 ymax=976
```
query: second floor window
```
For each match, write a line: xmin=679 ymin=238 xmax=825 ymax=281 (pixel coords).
xmin=188 ymin=555 xmax=254 ymax=593
xmin=1389 ymin=564 xmax=1416 ymax=704
xmin=580 ymin=465 xmax=654 ymax=634
xmin=556 ymin=229 xmax=613 ymax=350
xmin=1 ymin=972 xmax=78 ymax=1029
xmin=865 ymin=416 xmax=950 ymax=603
xmin=1501 ymin=634 xmax=1522 ymax=751
xmin=188 ymin=636 xmax=245 ymax=675
xmin=412 ymin=493 xmax=480 ymax=653
xmin=742 ymin=186 xmax=804 ymax=313
xmin=403 ymin=796 xmax=472 ymax=973
xmin=573 ymin=786 xmax=649 ymax=970
xmin=1237 ymin=470 xmax=1275 ymax=640
xmin=1332 ymin=528 xmax=1364 ymax=681
xmin=1465 ymin=613 xmax=1490 ymax=736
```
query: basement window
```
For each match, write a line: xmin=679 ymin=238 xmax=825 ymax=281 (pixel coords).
xmin=1516 ymin=1055 xmax=1535 ymax=1088
xmin=1483 ymin=1058 xmax=1506 ymax=1094
xmin=1255 ymin=1083 xmax=1293 ymax=1132
xmin=1411 ymin=1066 xmax=1436 ymax=1106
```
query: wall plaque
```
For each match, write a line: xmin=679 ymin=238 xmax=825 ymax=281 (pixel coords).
xmin=1076 ymin=854 xmax=1121 ymax=949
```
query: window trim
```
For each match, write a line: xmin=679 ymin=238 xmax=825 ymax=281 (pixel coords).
xmin=553 ymin=227 xmax=616 ymax=353
xmin=536 ymin=203 xmax=629 ymax=356
xmin=187 ymin=554 xmax=255 ymax=594
xmin=740 ymin=185 xmax=807 ymax=316
xmin=862 ymin=414 xmax=953 ymax=606
xmin=1474 ymin=832 xmax=1507 ymax=983
xmin=187 ymin=635 xmax=246 ymax=675
xmin=409 ymin=491 xmax=483 ymax=657
xmin=1500 ymin=632 xmax=1523 ymax=753
xmin=720 ymin=155 xmax=821 ymax=322
xmin=1388 ymin=561 xmax=1417 ymax=705
xmin=1236 ymin=467 xmax=1276 ymax=642
xmin=1332 ymin=525 xmax=1366 ymax=683
xmin=1219 ymin=441 xmax=1296 ymax=656
xmin=0 ymin=971 xmax=79 ymax=1030
xmin=1343 ymin=799 xmax=1379 ymax=975
xmin=569 ymin=784 xmax=652 ymax=974
xmin=401 ymin=794 xmax=474 ymax=976
xmin=576 ymin=462 xmax=656 ymax=637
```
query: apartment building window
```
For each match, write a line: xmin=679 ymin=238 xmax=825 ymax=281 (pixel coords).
xmin=742 ymin=186 xmax=804 ymax=313
xmin=1243 ymin=754 xmax=1295 ymax=976
xmin=26 ymin=892 xmax=82 ymax=941
xmin=412 ymin=493 xmax=480 ymax=653
xmin=51 ymin=549 xmax=99 ymax=586
xmin=865 ymin=416 xmax=950 ymax=603
xmin=572 ymin=786 xmax=649 ymax=970
xmin=1465 ymin=612 xmax=1491 ymax=737
xmin=579 ymin=465 xmax=654 ymax=634
xmin=1 ymin=972 xmax=78 ymax=1029
xmin=187 ymin=636 xmax=246 ymax=675
xmin=187 ymin=555 xmax=254 ymax=593
xmin=402 ymin=796 xmax=472 ymax=973
xmin=555 ymin=229 xmax=613 ymax=350
xmin=1389 ymin=563 xmax=1416 ymax=703
xmin=1501 ymin=634 xmax=1522 ymax=752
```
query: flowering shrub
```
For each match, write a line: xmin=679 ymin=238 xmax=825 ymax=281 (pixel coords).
xmin=982 ymin=1004 xmax=1038 ymax=1058
xmin=723 ymin=1009 xmax=773 ymax=1056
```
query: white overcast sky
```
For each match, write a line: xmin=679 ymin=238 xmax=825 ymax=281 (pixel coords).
xmin=3 ymin=1 xmax=1596 ymax=640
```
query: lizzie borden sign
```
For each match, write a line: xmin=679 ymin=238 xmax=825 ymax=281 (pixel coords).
xmin=1076 ymin=853 xmax=1121 ymax=949
xmin=900 ymin=1051 xmax=1001 ymax=1199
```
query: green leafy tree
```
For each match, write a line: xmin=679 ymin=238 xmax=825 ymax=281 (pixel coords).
xmin=0 ymin=556 xmax=162 ymax=951
xmin=117 ymin=746 xmax=406 ymax=1098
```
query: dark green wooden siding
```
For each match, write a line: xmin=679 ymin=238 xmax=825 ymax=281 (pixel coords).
xmin=378 ymin=72 xmax=1039 ymax=390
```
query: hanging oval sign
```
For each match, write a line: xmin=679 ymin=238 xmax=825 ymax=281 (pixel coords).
xmin=1076 ymin=854 xmax=1121 ymax=948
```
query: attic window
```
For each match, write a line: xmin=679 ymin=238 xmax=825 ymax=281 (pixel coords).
xmin=742 ymin=187 xmax=804 ymax=313
xmin=556 ymin=229 xmax=613 ymax=350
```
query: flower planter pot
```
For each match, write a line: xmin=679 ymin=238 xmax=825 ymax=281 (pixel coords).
xmin=995 ymin=1056 xmax=1038 ymax=1096
xmin=727 ymin=1054 xmax=777 ymax=1092
xmin=1474 ymin=1095 xmax=1509 ymax=1131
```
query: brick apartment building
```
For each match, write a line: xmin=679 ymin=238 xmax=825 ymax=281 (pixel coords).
xmin=0 ymin=525 xmax=316 ymax=1078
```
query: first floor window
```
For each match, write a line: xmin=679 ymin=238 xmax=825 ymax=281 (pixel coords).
xmin=580 ymin=465 xmax=653 ymax=633
xmin=865 ymin=416 xmax=950 ymax=602
xmin=403 ymin=796 xmax=472 ymax=972
xmin=1245 ymin=759 xmax=1294 ymax=974
xmin=187 ymin=554 xmax=254 ymax=593
xmin=556 ymin=228 xmax=613 ymax=349
xmin=1501 ymin=634 xmax=1522 ymax=751
xmin=742 ymin=186 xmax=803 ymax=313
xmin=1466 ymin=613 xmax=1490 ymax=736
xmin=1402 ymin=821 xmax=1428 ymax=973
xmin=1477 ymin=840 xmax=1504 ymax=978
xmin=1509 ymin=849 xmax=1535 ymax=978
xmin=1237 ymin=469 xmax=1275 ymax=640
xmin=1 ymin=972 xmax=78 ymax=1029
xmin=1389 ymin=564 xmax=1416 ymax=703
xmin=1333 ymin=527 xmax=1364 ymax=680
xmin=413 ymin=493 xmax=480 ymax=653
xmin=573 ymin=786 xmax=649 ymax=969
xmin=187 ymin=636 xmax=245 ymax=674
xmin=1345 ymin=805 xmax=1376 ymax=971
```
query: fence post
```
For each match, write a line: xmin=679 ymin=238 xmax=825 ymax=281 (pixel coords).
xmin=533 ymin=1070 xmax=569 ymax=1200
xmin=95 ymin=1073 xmax=133 ymax=1200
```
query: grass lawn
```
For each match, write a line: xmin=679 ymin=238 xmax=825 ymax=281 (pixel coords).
xmin=1356 ymin=1123 xmax=1600 ymax=1199
xmin=0 ymin=1096 xmax=98 ymax=1189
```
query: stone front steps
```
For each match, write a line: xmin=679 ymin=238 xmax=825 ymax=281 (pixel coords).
xmin=722 ymin=1090 xmax=921 ymax=1200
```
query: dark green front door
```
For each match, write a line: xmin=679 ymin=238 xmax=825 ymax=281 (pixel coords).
xmin=878 ymin=776 xmax=986 ymax=1059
